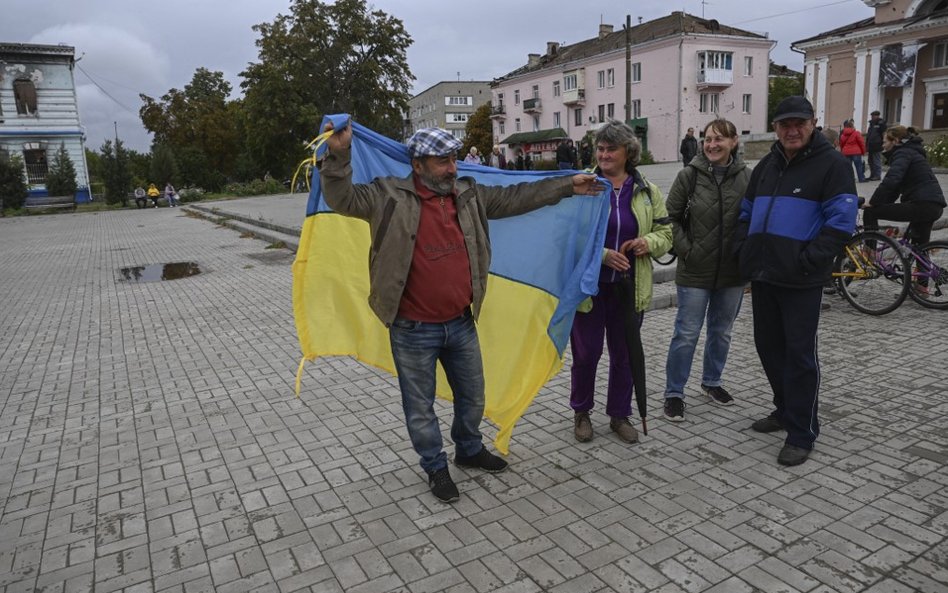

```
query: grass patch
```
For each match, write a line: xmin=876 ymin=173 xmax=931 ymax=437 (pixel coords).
xmin=239 ymin=231 xmax=256 ymax=239
xmin=266 ymin=240 xmax=287 ymax=250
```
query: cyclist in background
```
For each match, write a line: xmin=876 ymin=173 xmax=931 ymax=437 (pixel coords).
xmin=863 ymin=125 xmax=946 ymax=245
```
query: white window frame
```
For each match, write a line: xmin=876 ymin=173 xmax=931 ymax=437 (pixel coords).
xmin=533 ymin=115 xmax=540 ymax=131
xmin=514 ymin=90 xmax=520 ymax=105
xmin=531 ymin=84 xmax=539 ymax=99
xmin=631 ymin=63 xmax=641 ymax=83
xmin=607 ymin=68 xmax=615 ymax=88
xmin=515 ymin=117 xmax=521 ymax=132
xmin=744 ymin=56 xmax=753 ymax=77
xmin=445 ymin=96 xmax=473 ymax=106
xmin=597 ymin=70 xmax=606 ymax=89
xmin=597 ymin=104 xmax=605 ymax=123
xmin=742 ymin=94 xmax=752 ymax=114
xmin=699 ymin=93 xmax=720 ymax=114
xmin=607 ymin=103 xmax=615 ymax=119
xmin=574 ymin=108 xmax=583 ymax=126
xmin=935 ymin=41 xmax=948 ymax=68
xmin=499 ymin=121 xmax=505 ymax=135
xmin=631 ymin=99 xmax=641 ymax=119
xmin=446 ymin=113 xmax=469 ymax=124
xmin=553 ymin=80 xmax=561 ymax=97
xmin=564 ymin=74 xmax=578 ymax=91
xmin=553 ymin=111 xmax=561 ymax=127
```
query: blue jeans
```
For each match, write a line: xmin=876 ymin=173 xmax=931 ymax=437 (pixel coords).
xmin=848 ymin=155 xmax=866 ymax=182
xmin=664 ymin=285 xmax=744 ymax=399
xmin=389 ymin=311 xmax=485 ymax=474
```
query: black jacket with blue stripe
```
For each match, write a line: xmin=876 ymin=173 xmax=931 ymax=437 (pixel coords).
xmin=735 ymin=131 xmax=858 ymax=288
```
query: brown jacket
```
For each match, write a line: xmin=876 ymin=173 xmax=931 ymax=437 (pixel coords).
xmin=319 ymin=147 xmax=575 ymax=325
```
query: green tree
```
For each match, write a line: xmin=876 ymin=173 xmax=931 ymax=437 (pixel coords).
xmin=462 ymin=104 xmax=493 ymax=163
xmin=768 ymin=75 xmax=805 ymax=128
xmin=139 ymin=67 xmax=240 ymax=185
xmin=45 ymin=143 xmax=78 ymax=197
xmin=126 ymin=149 xmax=152 ymax=188
xmin=0 ymin=150 xmax=28 ymax=210
xmin=240 ymin=0 xmax=414 ymax=177
xmin=100 ymin=139 xmax=133 ymax=206
xmin=150 ymin=144 xmax=179 ymax=186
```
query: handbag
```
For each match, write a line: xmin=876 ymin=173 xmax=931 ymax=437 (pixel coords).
xmin=666 ymin=168 xmax=698 ymax=257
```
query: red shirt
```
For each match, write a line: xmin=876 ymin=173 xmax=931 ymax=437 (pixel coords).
xmin=397 ymin=176 xmax=473 ymax=322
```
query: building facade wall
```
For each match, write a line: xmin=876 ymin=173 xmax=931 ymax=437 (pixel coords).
xmin=0 ymin=45 xmax=91 ymax=201
xmin=491 ymin=33 xmax=772 ymax=163
xmin=406 ymin=81 xmax=491 ymax=142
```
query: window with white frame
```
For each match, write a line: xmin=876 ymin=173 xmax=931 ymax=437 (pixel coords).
xmin=553 ymin=80 xmax=561 ymax=96
xmin=632 ymin=63 xmax=641 ymax=83
xmin=564 ymin=73 xmax=578 ymax=91
xmin=574 ymin=108 xmax=583 ymax=126
xmin=935 ymin=41 xmax=948 ymax=68
xmin=554 ymin=111 xmax=561 ymax=127
xmin=607 ymin=68 xmax=615 ymax=87
xmin=533 ymin=116 xmax=540 ymax=131
xmin=446 ymin=96 xmax=473 ymax=106
xmin=597 ymin=70 xmax=606 ymax=89
xmin=515 ymin=117 xmax=521 ymax=132
xmin=531 ymin=84 xmax=539 ymax=99
xmin=631 ymin=100 xmax=641 ymax=119
xmin=699 ymin=93 xmax=720 ymax=113
xmin=446 ymin=113 xmax=469 ymax=124
xmin=607 ymin=103 xmax=615 ymax=119
xmin=742 ymin=94 xmax=752 ymax=114
xmin=499 ymin=121 xmax=505 ymax=135
xmin=497 ymin=92 xmax=504 ymax=106
xmin=514 ymin=90 xmax=520 ymax=105
xmin=744 ymin=56 xmax=753 ymax=76
xmin=598 ymin=104 xmax=605 ymax=123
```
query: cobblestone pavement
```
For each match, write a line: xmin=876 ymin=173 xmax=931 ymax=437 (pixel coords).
xmin=1 ymin=202 xmax=947 ymax=593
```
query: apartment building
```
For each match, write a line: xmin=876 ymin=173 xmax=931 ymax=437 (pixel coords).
xmin=0 ymin=42 xmax=91 ymax=201
xmin=405 ymin=81 xmax=491 ymax=142
xmin=490 ymin=12 xmax=774 ymax=163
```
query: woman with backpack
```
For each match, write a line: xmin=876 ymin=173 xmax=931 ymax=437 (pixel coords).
xmin=662 ymin=119 xmax=750 ymax=422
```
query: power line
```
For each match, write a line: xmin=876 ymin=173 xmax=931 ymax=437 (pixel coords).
xmin=75 ymin=64 xmax=137 ymax=114
xmin=733 ymin=0 xmax=856 ymax=25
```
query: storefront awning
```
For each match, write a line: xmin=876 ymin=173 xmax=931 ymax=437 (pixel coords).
xmin=499 ymin=128 xmax=569 ymax=145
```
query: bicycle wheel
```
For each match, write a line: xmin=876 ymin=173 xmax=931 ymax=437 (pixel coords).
xmin=907 ymin=240 xmax=948 ymax=309
xmin=833 ymin=231 xmax=909 ymax=315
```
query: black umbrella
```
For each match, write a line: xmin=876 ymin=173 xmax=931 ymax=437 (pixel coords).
xmin=615 ymin=272 xmax=648 ymax=435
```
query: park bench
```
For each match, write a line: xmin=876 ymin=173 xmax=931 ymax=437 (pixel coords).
xmin=129 ymin=192 xmax=171 ymax=208
xmin=24 ymin=195 xmax=77 ymax=211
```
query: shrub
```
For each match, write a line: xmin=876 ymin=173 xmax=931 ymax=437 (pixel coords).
xmin=0 ymin=151 xmax=28 ymax=210
xmin=926 ymin=136 xmax=948 ymax=167
xmin=46 ymin=143 xmax=78 ymax=197
xmin=639 ymin=149 xmax=655 ymax=166
xmin=177 ymin=187 xmax=206 ymax=203
xmin=222 ymin=177 xmax=287 ymax=197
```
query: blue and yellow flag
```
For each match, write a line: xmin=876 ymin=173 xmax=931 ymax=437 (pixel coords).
xmin=293 ymin=115 xmax=610 ymax=453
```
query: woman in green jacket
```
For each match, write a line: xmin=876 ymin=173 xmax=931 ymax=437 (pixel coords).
xmin=663 ymin=119 xmax=750 ymax=422
xmin=571 ymin=120 xmax=672 ymax=444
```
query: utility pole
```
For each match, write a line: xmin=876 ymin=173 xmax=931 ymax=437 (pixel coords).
xmin=625 ymin=14 xmax=632 ymax=123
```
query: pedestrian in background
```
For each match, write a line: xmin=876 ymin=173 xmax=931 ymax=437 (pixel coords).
xmin=839 ymin=119 xmax=867 ymax=182
xmin=680 ymin=127 xmax=698 ymax=167
xmin=865 ymin=110 xmax=887 ymax=181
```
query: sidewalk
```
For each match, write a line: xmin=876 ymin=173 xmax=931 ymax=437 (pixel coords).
xmin=0 ymin=198 xmax=946 ymax=593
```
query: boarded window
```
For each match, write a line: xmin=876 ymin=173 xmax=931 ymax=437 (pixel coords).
xmin=14 ymin=80 xmax=38 ymax=115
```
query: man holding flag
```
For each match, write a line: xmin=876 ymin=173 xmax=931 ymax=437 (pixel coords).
xmin=319 ymin=121 xmax=603 ymax=503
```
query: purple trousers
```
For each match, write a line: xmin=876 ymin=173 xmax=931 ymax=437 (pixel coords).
xmin=569 ymin=282 xmax=642 ymax=417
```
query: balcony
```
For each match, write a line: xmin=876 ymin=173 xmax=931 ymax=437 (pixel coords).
xmin=562 ymin=88 xmax=586 ymax=106
xmin=490 ymin=104 xmax=506 ymax=119
xmin=697 ymin=68 xmax=733 ymax=88
xmin=522 ymin=98 xmax=542 ymax=113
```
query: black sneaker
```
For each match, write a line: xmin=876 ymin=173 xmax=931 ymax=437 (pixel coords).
xmin=751 ymin=412 xmax=783 ymax=433
xmin=701 ymin=384 xmax=734 ymax=406
xmin=664 ymin=398 xmax=685 ymax=422
xmin=777 ymin=444 xmax=811 ymax=466
xmin=454 ymin=447 xmax=508 ymax=473
xmin=428 ymin=467 xmax=459 ymax=503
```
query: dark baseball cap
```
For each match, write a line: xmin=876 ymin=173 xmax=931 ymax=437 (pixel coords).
xmin=773 ymin=96 xmax=815 ymax=122
xmin=871 ymin=110 xmax=881 ymax=116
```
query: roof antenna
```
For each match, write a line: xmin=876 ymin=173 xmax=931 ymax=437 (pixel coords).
xmin=701 ymin=0 xmax=710 ymax=19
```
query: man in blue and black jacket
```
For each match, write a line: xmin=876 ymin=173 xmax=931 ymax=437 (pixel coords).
xmin=734 ymin=96 xmax=858 ymax=467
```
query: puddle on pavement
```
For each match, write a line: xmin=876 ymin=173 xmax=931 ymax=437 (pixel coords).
xmin=118 ymin=262 xmax=202 ymax=282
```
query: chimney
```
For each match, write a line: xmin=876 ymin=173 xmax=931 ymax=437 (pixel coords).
xmin=599 ymin=24 xmax=614 ymax=39
xmin=546 ymin=41 xmax=559 ymax=56
xmin=528 ymin=53 xmax=541 ymax=67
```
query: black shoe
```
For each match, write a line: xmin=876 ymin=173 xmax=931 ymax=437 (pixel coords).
xmin=822 ymin=286 xmax=838 ymax=295
xmin=664 ymin=398 xmax=685 ymax=422
xmin=455 ymin=447 xmax=508 ymax=473
xmin=428 ymin=467 xmax=459 ymax=502
xmin=778 ymin=444 xmax=811 ymax=466
xmin=751 ymin=413 xmax=783 ymax=433
xmin=701 ymin=384 xmax=734 ymax=406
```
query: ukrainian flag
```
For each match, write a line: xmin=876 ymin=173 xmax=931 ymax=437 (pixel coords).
xmin=293 ymin=115 xmax=609 ymax=453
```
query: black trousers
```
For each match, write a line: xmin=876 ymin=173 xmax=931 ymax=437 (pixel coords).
xmin=751 ymin=282 xmax=823 ymax=450
xmin=863 ymin=201 xmax=944 ymax=245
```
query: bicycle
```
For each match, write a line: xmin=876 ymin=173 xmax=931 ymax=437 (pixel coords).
xmin=879 ymin=226 xmax=948 ymax=310
xmin=831 ymin=228 xmax=911 ymax=315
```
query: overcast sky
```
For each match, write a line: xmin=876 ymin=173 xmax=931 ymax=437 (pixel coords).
xmin=0 ymin=0 xmax=872 ymax=153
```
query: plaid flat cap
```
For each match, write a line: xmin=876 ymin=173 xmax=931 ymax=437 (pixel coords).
xmin=407 ymin=128 xmax=462 ymax=159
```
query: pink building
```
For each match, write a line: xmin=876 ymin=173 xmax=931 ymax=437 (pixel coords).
xmin=490 ymin=13 xmax=774 ymax=164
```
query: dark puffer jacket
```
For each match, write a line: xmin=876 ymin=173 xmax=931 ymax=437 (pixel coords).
xmin=666 ymin=152 xmax=749 ymax=288
xmin=735 ymin=131 xmax=858 ymax=288
xmin=870 ymin=137 xmax=947 ymax=208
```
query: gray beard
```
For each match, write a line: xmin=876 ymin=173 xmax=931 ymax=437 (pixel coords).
xmin=419 ymin=172 xmax=456 ymax=196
